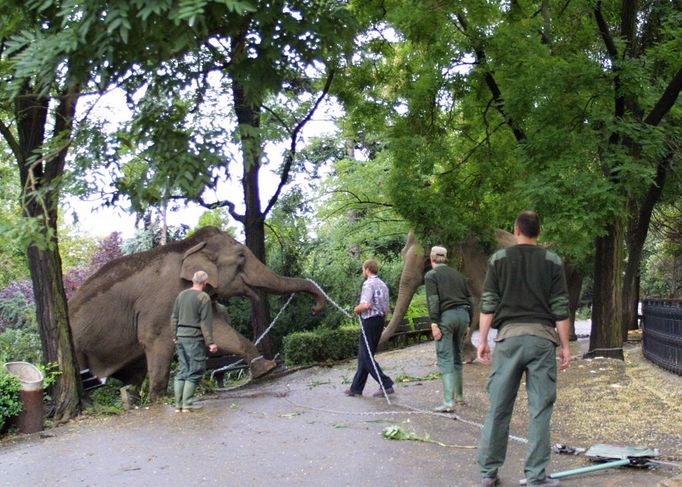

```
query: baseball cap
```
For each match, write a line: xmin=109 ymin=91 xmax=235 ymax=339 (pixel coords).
xmin=430 ymin=245 xmax=447 ymax=258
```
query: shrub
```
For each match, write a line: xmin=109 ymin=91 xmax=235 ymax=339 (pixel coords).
xmin=0 ymin=282 xmax=35 ymax=331
xmin=0 ymin=326 xmax=42 ymax=364
xmin=0 ymin=367 xmax=22 ymax=433
xmin=283 ymin=324 xmax=359 ymax=365
xmin=404 ymin=290 xmax=428 ymax=325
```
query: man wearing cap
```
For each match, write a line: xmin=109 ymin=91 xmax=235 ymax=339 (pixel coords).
xmin=171 ymin=270 xmax=218 ymax=412
xmin=345 ymin=259 xmax=395 ymax=398
xmin=477 ymin=211 xmax=571 ymax=487
xmin=425 ymin=245 xmax=474 ymax=412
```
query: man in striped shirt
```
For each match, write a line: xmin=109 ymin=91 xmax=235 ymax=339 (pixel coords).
xmin=345 ymin=259 xmax=395 ymax=397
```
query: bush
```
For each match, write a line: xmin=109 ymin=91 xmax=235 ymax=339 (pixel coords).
xmin=0 ymin=367 xmax=22 ymax=433
xmin=283 ymin=324 xmax=359 ymax=365
xmin=0 ymin=282 xmax=35 ymax=331
xmin=0 ymin=326 xmax=42 ymax=364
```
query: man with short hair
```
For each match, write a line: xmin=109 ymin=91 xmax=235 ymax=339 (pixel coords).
xmin=477 ymin=211 xmax=571 ymax=487
xmin=345 ymin=259 xmax=394 ymax=398
xmin=171 ymin=270 xmax=218 ymax=412
xmin=425 ymin=245 xmax=474 ymax=412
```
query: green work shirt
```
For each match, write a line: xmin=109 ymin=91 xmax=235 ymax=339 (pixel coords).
xmin=171 ymin=288 xmax=214 ymax=344
xmin=424 ymin=263 xmax=475 ymax=323
xmin=481 ymin=244 xmax=569 ymax=330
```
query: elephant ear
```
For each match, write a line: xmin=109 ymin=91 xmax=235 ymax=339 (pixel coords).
xmin=180 ymin=242 xmax=219 ymax=288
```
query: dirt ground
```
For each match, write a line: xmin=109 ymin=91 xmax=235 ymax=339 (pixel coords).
xmin=1 ymin=337 xmax=681 ymax=487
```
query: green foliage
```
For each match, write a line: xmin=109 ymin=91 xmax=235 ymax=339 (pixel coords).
xmin=37 ymin=362 xmax=60 ymax=389
xmin=403 ymin=291 xmax=428 ymax=324
xmin=283 ymin=324 xmax=359 ymax=365
xmin=195 ymin=209 xmax=236 ymax=235
xmin=0 ymin=293 xmax=36 ymax=331
xmin=344 ymin=0 xmax=681 ymax=275
xmin=0 ymin=368 xmax=22 ymax=433
xmin=86 ymin=378 xmax=124 ymax=415
xmin=0 ymin=326 xmax=42 ymax=364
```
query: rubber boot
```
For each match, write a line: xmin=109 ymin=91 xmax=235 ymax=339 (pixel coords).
xmin=174 ymin=379 xmax=185 ymax=412
xmin=453 ymin=369 xmax=465 ymax=405
xmin=181 ymin=381 xmax=202 ymax=411
xmin=433 ymin=372 xmax=455 ymax=412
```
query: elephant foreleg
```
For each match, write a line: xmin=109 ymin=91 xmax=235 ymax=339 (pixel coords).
xmin=144 ymin=339 xmax=176 ymax=401
xmin=212 ymin=311 xmax=276 ymax=379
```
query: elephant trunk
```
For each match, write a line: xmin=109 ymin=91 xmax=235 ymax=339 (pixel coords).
xmin=242 ymin=259 xmax=327 ymax=314
xmin=380 ymin=231 xmax=426 ymax=345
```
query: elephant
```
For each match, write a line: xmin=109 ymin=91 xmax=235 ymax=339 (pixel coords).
xmin=69 ymin=226 xmax=327 ymax=399
xmin=379 ymin=229 xmax=581 ymax=362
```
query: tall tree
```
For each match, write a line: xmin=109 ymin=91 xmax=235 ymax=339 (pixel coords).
xmin=92 ymin=1 xmax=360 ymax=356
xmin=0 ymin=2 xmax=87 ymax=418
xmin=0 ymin=0 xmax=231 ymax=415
xmin=344 ymin=0 xmax=681 ymax=359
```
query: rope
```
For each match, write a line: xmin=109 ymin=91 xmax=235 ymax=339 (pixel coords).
xmin=211 ymin=277 xmax=528 ymax=444
xmin=210 ymin=294 xmax=296 ymax=379
xmin=305 ymin=278 xmax=391 ymax=404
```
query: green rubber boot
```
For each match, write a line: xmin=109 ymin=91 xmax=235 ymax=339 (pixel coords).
xmin=181 ymin=381 xmax=202 ymax=411
xmin=433 ymin=372 xmax=455 ymax=412
xmin=453 ymin=369 xmax=465 ymax=405
xmin=174 ymin=379 xmax=185 ymax=411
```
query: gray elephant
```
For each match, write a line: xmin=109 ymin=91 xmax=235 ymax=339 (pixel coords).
xmin=379 ymin=230 xmax=582 ymax=361
xmin=379 ymin=230 xmax=519 ymax=362
xmin=69 ymin=226 xmax=326 ymax=399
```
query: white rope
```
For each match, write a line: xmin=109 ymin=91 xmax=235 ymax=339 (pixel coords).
xmin=211 ymin=277 xmax=528 ymax=444
xmin=254 ymin=293 xmax=296 ymax=346
xmin=210 ymin=294 xmax=296 ymax=379
xmin=305 ymin=278 xmax=391 ymax=404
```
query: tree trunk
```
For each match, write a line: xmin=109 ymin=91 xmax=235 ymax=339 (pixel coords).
xmin=586 ymin=222 xmax=625 ymax=360
xmin=27 ymin=245 xmax=82 ymax=419
xmin=232 ymin=78 xmax=276 ymax=358
xmin=622 ymin=155 xmax=669 ymax=335
xmin=565 ymin=264 xmax=583 ymax=341
xmin=14 ymin=87 xmax=83 ymax=419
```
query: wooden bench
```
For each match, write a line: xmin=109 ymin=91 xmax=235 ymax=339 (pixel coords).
xmin=387 ymin=316 xmax=433 ymax=348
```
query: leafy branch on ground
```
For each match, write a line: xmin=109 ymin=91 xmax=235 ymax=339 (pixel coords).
xmin=381 ymin=424 xmax=476 ymax=449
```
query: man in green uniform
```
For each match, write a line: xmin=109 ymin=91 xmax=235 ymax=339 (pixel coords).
xmin=425 ymin=245 xmax=474 ymax=412
xmin=477 ymin=211 xmax=571 ymax=487
xmin=171 ymin=270 xmax=217 ymax=412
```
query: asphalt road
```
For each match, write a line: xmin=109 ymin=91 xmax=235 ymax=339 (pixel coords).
xmin=1 ymin=339 xmax=680 ymax=487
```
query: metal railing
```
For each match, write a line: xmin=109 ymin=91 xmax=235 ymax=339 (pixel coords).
xmin=641 ymin=298 xmax=682 ymax=375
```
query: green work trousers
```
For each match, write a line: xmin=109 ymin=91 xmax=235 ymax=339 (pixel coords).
xmin=175 ymin=337 xmax=208 ymax=384
xmin=435 ymin=307 xmax=470 ymax=374
xmin=478 ymin=335 xmax=557 ymax=484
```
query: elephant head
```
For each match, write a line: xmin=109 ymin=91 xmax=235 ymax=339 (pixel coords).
xmin=178 ymin=227 xmax=326 ymax=313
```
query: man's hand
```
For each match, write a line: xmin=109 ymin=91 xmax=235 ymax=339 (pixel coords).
xmin=477 ymin=342 xmax=492 ymax=365
xmin=559 ymin=345 xmax=571 ymax=370
xmin=208 ymin=343 xmax=218 ymax=354
xmin=354 ymin=303 xmax=370 ymax=315
xmin=431 ymin=323 xmax=442 ymax=341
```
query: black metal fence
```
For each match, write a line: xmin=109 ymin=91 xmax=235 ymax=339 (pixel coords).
xmin=641 ymin=298 xmax=682 ymax=375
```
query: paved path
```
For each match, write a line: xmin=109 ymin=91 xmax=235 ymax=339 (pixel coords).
xmin=1 ymin=338 xmax=679 ymax=487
